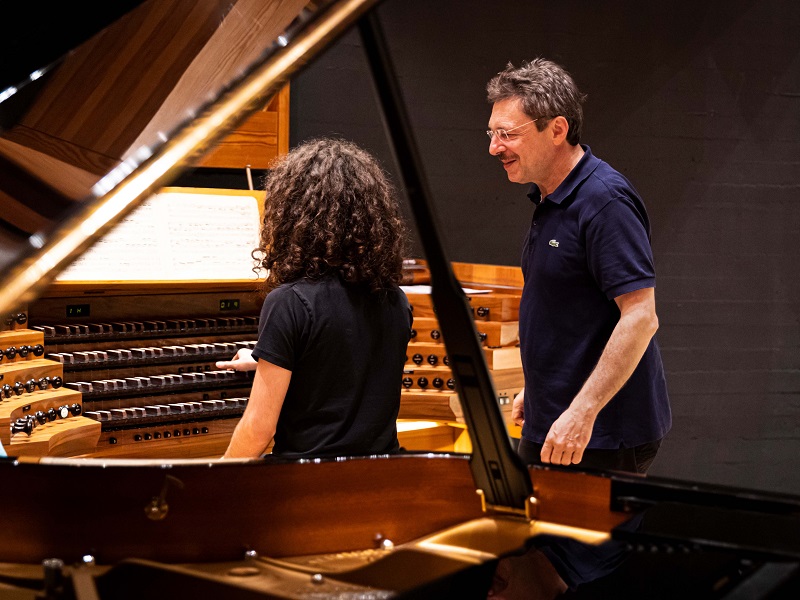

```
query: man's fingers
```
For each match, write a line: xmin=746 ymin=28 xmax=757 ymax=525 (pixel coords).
xmin=540 ymin=441 xmax=553 ymax=464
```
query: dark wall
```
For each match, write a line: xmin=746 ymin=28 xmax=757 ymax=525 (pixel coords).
xmin=290 ymin=0 xmax=800 ymax=495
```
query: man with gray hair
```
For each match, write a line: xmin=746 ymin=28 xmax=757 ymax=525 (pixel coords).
xmin=486 ymin=58 xmax=671 ymax=475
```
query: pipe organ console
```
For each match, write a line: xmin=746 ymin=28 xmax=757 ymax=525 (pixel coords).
xmin=0 ymin=261 xmax=524 ymax=459
xmin=1 ymin=282 xmax=262 ymax=458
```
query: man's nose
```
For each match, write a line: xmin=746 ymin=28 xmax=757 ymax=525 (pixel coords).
xmin=488 ymin=135 xmax=504 ymax=156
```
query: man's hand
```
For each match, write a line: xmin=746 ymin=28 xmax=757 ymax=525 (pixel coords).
xmin=540 ymin=407 xmax=596 ymax=466
xmin=511 ymin=389 xmax=525 ymax=427
xmin=216 ymin=348 xmax=258 ymax=372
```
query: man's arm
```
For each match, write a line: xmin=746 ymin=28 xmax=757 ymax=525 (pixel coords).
xmin=223 ymin=359 xmax=292 ymax=458
xmin=541 ymin=286 xmax=659 ymax=466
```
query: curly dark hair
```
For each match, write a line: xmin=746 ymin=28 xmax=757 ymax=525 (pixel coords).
xmin=255 ymin=137 xmax=407 ymax=293
xmin=486 ymin=58 xmax=587 ymax=145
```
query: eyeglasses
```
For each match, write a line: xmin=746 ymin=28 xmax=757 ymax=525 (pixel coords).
xmin=486 ymin=119 xmax=538 ymax=142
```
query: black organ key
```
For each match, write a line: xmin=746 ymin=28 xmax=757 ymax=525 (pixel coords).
xmin=65 ymin=382 xmax=92 ymax=393
xmin=48 ymin=353 xmax=70 ymax=364
xmin=110 ymin=409 xmax=127 ymax=420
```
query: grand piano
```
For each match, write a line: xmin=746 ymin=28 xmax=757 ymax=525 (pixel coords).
xmin=1 ymin=1 xmax=799 ymax=598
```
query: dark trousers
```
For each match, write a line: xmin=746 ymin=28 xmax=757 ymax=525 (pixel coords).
xmin=517 ymin=437 xmax=662 ymax=474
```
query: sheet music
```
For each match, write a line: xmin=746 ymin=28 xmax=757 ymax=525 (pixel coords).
xmin=57 ymin=191 xmax=261 ymax=281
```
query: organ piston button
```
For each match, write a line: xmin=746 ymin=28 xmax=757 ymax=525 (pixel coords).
xmin=476 ymin=307 xmax=490 ymax=317
xmin=17 ymin=345 xmax=31 ymax=357
xmin=447 ymin=378 xmax=456 ymax=390
xmin=430 ymin=329 xmax=441 ymax=340
xmin=35 ymin=411 xmax=47 ymax=425
xmin=70 ymin=404 xmax=82 ymax=416
xmin=417 ymin=377 xmax=429 ymax=389
xmin=432 ymin=378 xmax=444 ymax=389
xmin=427 ymin=354 xmax=438 ymax=366
xmin=57 ymin=405 xmax=71 ymax=419
xmin=402 ymin=377 xmax=413 ymax=389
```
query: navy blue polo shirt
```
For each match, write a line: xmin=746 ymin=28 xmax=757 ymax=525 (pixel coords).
xmin=519 ymin=145 xmax=671 ymax=449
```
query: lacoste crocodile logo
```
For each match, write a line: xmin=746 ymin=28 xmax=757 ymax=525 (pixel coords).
xmin=548 ymin=239 xmax=559 ymax=248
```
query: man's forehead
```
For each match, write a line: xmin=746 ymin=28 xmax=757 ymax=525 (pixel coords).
xmin=489 ymin=97 xmax=527 ymax=125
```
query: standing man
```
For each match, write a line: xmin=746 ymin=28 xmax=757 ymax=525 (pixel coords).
xmin=486 ymin=58 xmax=670 ymax=474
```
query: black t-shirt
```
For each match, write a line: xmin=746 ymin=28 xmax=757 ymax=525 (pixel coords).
xmin=252 ymin=273 xmax=412 ymax=458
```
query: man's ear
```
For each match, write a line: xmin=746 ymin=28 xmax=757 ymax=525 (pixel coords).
xmin=550 ymin=116 xmax=570 ymax=146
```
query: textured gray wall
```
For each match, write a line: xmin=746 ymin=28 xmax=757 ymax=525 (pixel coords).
xmin=290 ymin=0 xmax=800 ymax=495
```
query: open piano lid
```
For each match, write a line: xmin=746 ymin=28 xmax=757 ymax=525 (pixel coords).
xmin=1 ymin=1 xmax=800 ymax=598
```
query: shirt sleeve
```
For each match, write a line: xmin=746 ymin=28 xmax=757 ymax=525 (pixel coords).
xmin=251 ymin=286 xmax=311 ymax=371
xmin=585 ymin=196 xmax=656 ymax=300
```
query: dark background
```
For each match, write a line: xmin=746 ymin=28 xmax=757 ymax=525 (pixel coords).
xmin=2 ymin=0 xmax=798 ymax=496
xmin=288 ymin=0 xmax=800 ymax=495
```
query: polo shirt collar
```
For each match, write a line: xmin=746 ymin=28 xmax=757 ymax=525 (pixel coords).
xmin=526 ymin=144 xmax=600 ymax=205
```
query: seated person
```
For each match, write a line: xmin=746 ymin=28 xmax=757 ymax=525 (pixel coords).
xmin=220 ymin=138 xmax=412 ymax=460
